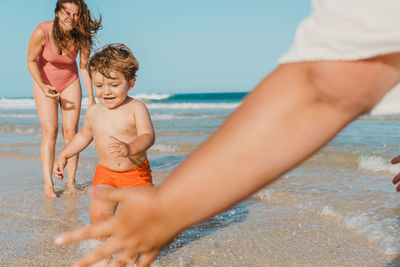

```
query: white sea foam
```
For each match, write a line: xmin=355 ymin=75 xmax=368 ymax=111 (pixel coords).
xmin=150 ymin=144 xmax=179 ymax=153
xmin=147 ymin=102 xmax=239 ymax=110
xmin=345 ymin=213 xmax=370 ymax=230
xmin=0 ymin=126 xmax=39 ymax=135
xmin=151 ymin=114 xmax=219 ymax=121
xmin=0 ymin=97 xmax=93 ymax=110
xmin=0 ymin=113 xmax=37 ymax=118
xmin=253 ymin=189 xmax=274 ymax=201
xmin=0 ymin=97 xmax=239 ymax=110
xmin=0 ymin=98 xmax=36 ymax=110
xmin=318 ymin=206 xmax=399 ymax=255
xmin=133 ymin=93 xmax=172 ymax=101
xmin=358 ymin=155 xmax=400 ymax=174
xmin=320 ymin=205 xmax=341 ymax=218
xmin=254 ymin=188 xmax=400 ymax=256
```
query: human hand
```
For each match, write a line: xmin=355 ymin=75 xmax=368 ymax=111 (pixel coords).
xmin=53 ymin=157 xmax=67 ymax=180
xmin=55 ymin=186 xmax=179 ymax=267
xmin=107 ymin=136 xmax=130 ymax=158
xmin=391 ymin=155 xmax=400 ymax=191
xmin=40 ymin=83 xmax=60 ymax=98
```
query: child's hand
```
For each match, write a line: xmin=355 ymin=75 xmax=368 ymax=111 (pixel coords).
xmin=107 ymin=136 xmax=130 ymax=158
xmin=53 ymin=157 xmax=67 ymax=180
xmin=391 ymin=155 xmax=400 ymax=192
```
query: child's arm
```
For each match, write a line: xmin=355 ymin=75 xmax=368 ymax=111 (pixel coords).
xmin=107 ymin=102 xmax=155 ymax=158
xmin=53 ymin=109 xmax=94 ymax=180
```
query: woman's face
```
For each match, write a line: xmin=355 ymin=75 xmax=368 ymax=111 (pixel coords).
xmin=57 ymin=2 xmax=79 ymax=32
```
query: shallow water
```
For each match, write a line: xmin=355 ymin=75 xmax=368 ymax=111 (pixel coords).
xmin=2 ymin=92 xmax=400 ymax=266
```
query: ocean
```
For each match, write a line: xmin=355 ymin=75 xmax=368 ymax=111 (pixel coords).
xmin=2 ymin=89 xmax=400 ymax=266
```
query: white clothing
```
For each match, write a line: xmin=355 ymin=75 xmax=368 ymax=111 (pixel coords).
xmin=279 ymin=0 xmax=400 ymax=63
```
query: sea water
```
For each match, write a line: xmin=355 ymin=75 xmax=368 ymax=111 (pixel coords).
xmin=2 ymin=88 xmax=400 ymax=265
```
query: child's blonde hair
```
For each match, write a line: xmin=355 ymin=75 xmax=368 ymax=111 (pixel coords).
xmin=88 ymin=43 xmax=139 ymax=81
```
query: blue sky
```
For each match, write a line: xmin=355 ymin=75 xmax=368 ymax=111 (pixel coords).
xmin=1 ymin=1 xmax=310 ymax=98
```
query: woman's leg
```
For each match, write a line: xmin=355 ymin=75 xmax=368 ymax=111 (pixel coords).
xmin=33 ymin=82 xmax=59 ymax=198
xmin=59 ymin=79 xmax=82 ymax=192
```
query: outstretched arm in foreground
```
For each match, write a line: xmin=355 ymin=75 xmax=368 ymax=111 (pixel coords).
xmin=56 ymin=54 xmax=400 ymax=267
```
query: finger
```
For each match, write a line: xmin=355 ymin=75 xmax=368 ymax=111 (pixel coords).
xmin=54 ymin=168 xmax=63 ymax=179
xmin=46 ymin=85 xmax=56 ymax=91
xmin=107 ymin=147 xmax=120 ymax=153
xmin=47 ymin=92 xmax=59 ymax=98
xmin=109 ymin=249 xmax=139 ymax=267
xmin=55 ymin=170 xmax=63 ymax=178
xmin=138 ymin=250 xmax=159 ymax=267
xmin=45 ymin=88 xmax=58 ymax=94
xmin=392 ymin=156 xmax=400 ymax=165
xmin=108 ymin=136 xmax=119 ymax=142
xmin=90 ymin=186 xmax=125 ymax=203
xmin=57 ymin=162 xmax=64 ymax=172
xmin=73 ymin=238 xmax=122 ymax=267
xmin=107 ymin=145 xmax=121 ymax=153
xmin=107 ymin=137 xmax=120 ymax=146
xmin=53 ymin=167 xmax=60 ymax=176
xmin=107 ymin=142 xmax=120 ymax=148
xmin=396 ymin=183 xmax=400 ymax=192
xmin=393 ymin=173 xmax=400 ymax=185
xmin=55 ymin=219 xmax=115 ymax=245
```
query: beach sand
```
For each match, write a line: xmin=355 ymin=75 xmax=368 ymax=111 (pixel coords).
xmin=0 ymin=159 xmax=400 ymax=266
xmin=157 ymin=200 xmax=400 ymax=266
xmin=0 ymin=137 xmax=400 ymax=267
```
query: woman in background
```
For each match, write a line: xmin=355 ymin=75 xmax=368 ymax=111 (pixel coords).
xmin=27 ymin=0 xmax=101 ymax=198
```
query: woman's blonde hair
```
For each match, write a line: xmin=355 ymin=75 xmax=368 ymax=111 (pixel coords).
xmin=88 ymin=43 xmax=139 ymax=82
xmin=53 ymin=0 xmax=102 ymax=53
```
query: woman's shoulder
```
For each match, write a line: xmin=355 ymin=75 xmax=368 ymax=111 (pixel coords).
xmin=38 ymin=20 xmax=54 ymax=32
xmin=33 ymin=21 xmax=53 ymax=37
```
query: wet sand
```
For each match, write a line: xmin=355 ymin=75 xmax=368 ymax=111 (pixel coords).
xmin=156 ymin=200 xmax=399 ymax=266
xmin=1 ymin=164 xmax=400 ymax=266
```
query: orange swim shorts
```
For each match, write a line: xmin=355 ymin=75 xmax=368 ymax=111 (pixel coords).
xmin=92 ymin=160 xmax=153 ymax=189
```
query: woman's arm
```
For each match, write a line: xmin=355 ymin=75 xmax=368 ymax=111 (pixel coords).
xmin=27 ymin=25 xmax=59 ymax=98
xmin=80 ymin=48 xmax=96 ymax=106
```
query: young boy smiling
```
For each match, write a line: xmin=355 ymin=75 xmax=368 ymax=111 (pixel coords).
xmin=53 ymin=43 xmax=155 ymax=226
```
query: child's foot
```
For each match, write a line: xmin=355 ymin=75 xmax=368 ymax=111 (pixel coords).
xmin=65 ymin=184 xmax=83 ymax=195
xmin=44 ymin=186 xmax=57 ymax=198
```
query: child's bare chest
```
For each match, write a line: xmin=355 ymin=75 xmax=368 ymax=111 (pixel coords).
xmin=92 ymin=111 xmax=137 ymax=139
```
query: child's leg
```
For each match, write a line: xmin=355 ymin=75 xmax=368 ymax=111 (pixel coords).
xmin=90 ymin=185 xmax=118 ymax=226
xmin=89 ymin=184 xmax=126 ymax=266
